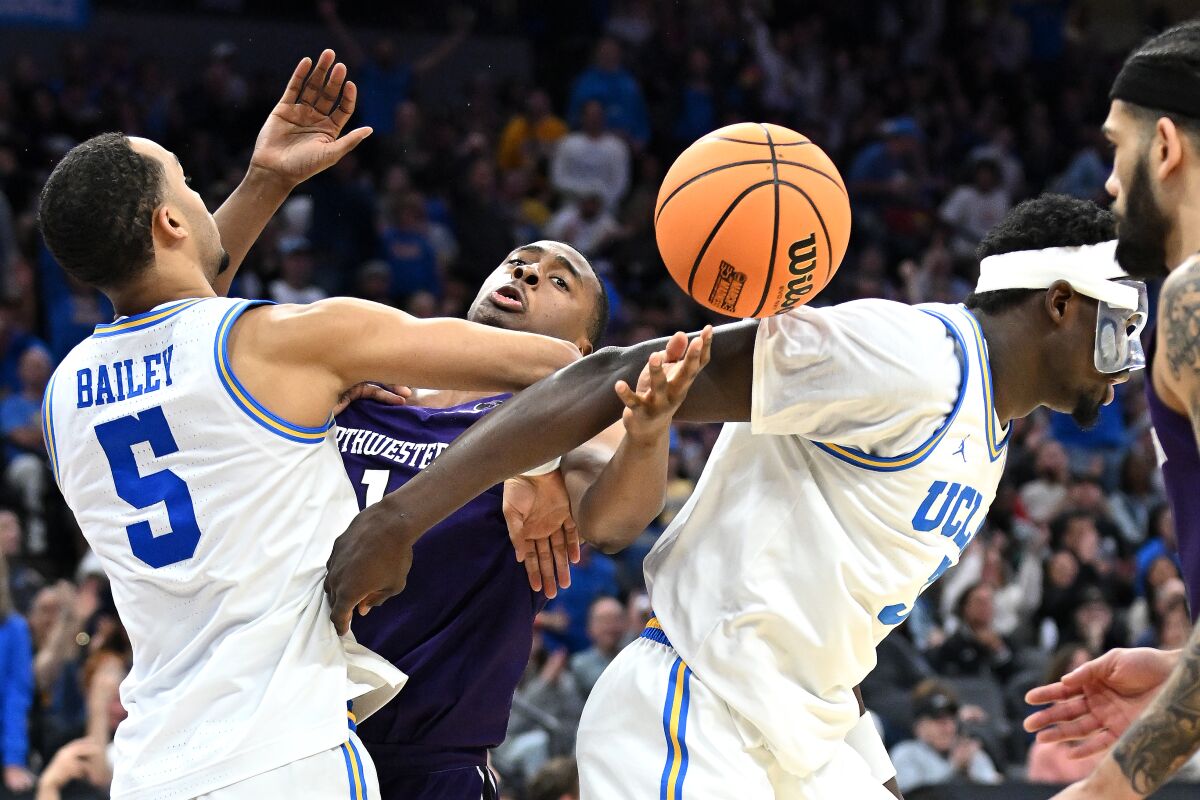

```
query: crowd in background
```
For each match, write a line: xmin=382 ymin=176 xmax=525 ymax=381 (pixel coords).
xmin=0 ymin=0 xmax=1197 ymax=797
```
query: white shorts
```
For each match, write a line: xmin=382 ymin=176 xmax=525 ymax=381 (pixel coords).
xmin=577 ymin=621 xmax=895 ymax=800
xmin=196 ymin=730 xmax=378 ymax=800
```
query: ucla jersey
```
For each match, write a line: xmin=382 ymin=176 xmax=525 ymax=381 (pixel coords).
xmin=43 ymin=297 xmax=403 ymax=800
xmin=642 ymin=300 xmax=1009 ymax=779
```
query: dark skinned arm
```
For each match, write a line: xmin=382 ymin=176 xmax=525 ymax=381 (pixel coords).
xmin=326 ymin=321 xmax=756 ymax=633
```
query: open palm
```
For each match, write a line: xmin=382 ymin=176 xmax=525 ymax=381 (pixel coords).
xmin=1025 ymin=647 xmax=1175 ymax=758
xmin=249 ymin=48 xmax=372 ymax=185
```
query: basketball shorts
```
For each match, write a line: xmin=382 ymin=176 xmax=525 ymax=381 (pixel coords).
xmin=376 ymin=764 xmax=499 ymax=800
xmin=577 ymin=620 xmax=896 ymax=799
xmin=195 ymin=730 xmax=378 ymax=799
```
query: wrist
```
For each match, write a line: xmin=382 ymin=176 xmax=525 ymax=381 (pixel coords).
xmin=623 ymin=419 xmax=672 ymax=450
xmin=1085 ymin=756 xmax=1145 ymax=800
xmin=242 ymin=163 xmax=297 ymax=199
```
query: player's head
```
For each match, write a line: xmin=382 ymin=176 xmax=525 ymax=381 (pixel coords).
xmin=966 ymin=194 xmax=1145 ymax=429
xmin=467 ymin=240 xmax=609 ymax=355
xmin=1104 ymin=20 xmax=1200 ymax=278
xmin=38 ymin=133 xmax=228 ymax=294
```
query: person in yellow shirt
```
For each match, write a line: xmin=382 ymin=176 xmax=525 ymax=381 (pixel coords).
xmin=498 ymin=89 xmax=569 ymax=172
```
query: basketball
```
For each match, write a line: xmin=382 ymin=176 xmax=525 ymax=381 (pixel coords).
xmin=654 ymin=122 xmax=852 ymax=318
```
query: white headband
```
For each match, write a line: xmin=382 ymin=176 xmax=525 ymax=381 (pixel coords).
xmin=975 ymin=240 xmax=1140 ymax=310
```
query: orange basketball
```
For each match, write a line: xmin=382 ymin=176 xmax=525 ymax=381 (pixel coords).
xmin=654 ymin=122 xmax=851 ymax=318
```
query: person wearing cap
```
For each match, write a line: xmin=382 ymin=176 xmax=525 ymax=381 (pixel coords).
xmin=269 ymin=235 xmax=327 ymax=306
xmin=1024 ymin=21 xmax=1200 ymax=798
xmin=328 ymin=191 xmax=1147 ymax=799
xmin=889 ymin=682 xmax=1001 ymax=794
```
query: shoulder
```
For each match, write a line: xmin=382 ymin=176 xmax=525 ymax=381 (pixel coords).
xmin=1158 ymin=256 xmax=1200 ymax=387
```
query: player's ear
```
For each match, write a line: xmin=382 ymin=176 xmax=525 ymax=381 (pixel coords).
xmin=1044 ymin=280 xmax=1073 ymax=325
xmin=1156 ymin=116 xmax=1186 ymax=180
xmin=575 ymin=335 xmax=594 ymax=357
xmin=152 ymin=204 xmax=188 ymax=244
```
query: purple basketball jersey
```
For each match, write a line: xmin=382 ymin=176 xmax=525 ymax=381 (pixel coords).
xmin=335 ymin=395 xmax=544 ymax=771
xmin=1146 ymin=328 xmax=1200 ymax=617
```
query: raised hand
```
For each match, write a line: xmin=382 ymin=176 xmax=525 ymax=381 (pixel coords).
xmin=1025 ymin=647 xmax=1177 ymax=758
xmin=249 ymin=48 xmax=372 ymax=188
xmin=615 ymin=326 xmax=713 ymax=444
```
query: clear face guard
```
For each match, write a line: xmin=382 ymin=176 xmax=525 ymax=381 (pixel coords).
xmin=1094 ymin=279 xmax=1148 ymax=374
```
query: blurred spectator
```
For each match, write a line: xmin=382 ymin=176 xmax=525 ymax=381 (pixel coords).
xmin=354 ymin=259 xmax=394 ymax=306
xmin=544 ymin=190 xmax=620 ymax=260
xmin=3 ymin=347 xmax=52 ymax=555
xmin=29 ymin=584 xmax=86 ymax=763
xmin=526 ymin=756 xmax=579 ymax=800
xmin=268 ymin=237 xmax=327 ymax=306
xmin=1155 ymin=594 xmax=1192 ymax=651
xmin=378 ymin=193 xmax=442 ymax=302
xmin=496 ymin=632 xmax=585 ymax=790
xmin=0 ymin=511 xmax=44 ymax=615
xmin=0 ymin=553 xmax=33 ymax=794
xmin=930 ymin=583 xmax=1017 ymax=682
xmin=318 ymin=1 xmax=473 ymax=135
xmin=1019 ymin=440 xmax=1070 ymax=524
xmin=939 ymin=159 xmax=1011 ymax=259
xmin=550 ymin=101 xmax=631 ymax=215
xmin=1026 ymin=643 xmax=1102 ymax=784
xmin=1135 ymin=504 xmax=1181 ymax=598
xmin=570 ymin=596 xmax=625 ymax=696
xmin=540 ymin=548 xmax=619 ymax=654
xmin=0 ymin=304 xmax=51 ymax=397
xmin=497 ymin=89 xmax=568 ymax=173
xmin=566 ymin=38 xmax=650 ymax=147
xmin=1109 ymin=448 xmax=1161 ymax=550
xmin=890 ymin=682 xmax=1002 ymax=794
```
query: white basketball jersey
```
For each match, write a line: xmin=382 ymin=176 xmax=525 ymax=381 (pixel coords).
xmin=43 ymin=297 xmax=404 ymax=800
xmin=643 ymin=300 xmax=1009 ymax=780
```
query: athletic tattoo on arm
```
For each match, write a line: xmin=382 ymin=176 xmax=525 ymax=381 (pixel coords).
xmin=1111 ymin=261 xmax=1200 ymax=795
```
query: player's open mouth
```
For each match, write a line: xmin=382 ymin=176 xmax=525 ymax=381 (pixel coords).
xmin=490 ymin=285 xmax=525 ymax=312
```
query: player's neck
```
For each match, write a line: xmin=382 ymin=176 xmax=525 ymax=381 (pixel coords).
xmin=1168 ymin=194 xmax=1200 ymax=269
xmin=107 ymin=262 xmax=217 ymax=318
xmin=970 ymin=309 xmax=1038 ymax=425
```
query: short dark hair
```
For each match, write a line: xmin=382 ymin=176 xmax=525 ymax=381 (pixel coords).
xmin=1120 ymin=20 xmax=1200 ymax=142
xmin=527 ymin=757 xmax=579 ymax=800
xmin=38 ymin=132 xmax=166 ymax=290
xmin=965 ymin=194 xmax=1116 ymax=314
xmin=588 ymin=275 xmax=610 ymax=346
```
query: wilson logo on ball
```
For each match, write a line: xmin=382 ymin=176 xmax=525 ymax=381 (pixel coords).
xmin=777 ymin=234 xmax=818 ymax=313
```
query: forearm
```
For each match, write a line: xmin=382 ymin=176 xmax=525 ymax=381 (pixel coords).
xmin=212 ymin=167 xmax=295 ymax=296
xmin=575 ymin=430 xmax=669 ymax=554
xmin=1108 ymin=630 xmax=1200 ymax=796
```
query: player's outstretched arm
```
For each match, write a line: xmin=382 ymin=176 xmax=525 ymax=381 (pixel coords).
xmin=212 ymin=49 xmax=372 ymax=296
xmin=228 ymin=298 xmax=580 ymax=429
xmin=558 ymin=333 xmax=713 ymax=555
xmin=326 ymin=321 xmax=756 ymax=634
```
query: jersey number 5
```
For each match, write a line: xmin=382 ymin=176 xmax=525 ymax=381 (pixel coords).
xmin=95 ymin=406 xmax=202 ymax=568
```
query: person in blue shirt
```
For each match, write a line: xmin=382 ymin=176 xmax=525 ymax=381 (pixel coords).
xmin=567 ymin=37 xmax=651 ymax=148
xmin=0 ymin=554 xmax=34 ymax=795
xmin=1 ymin=347 xmax=51 ymax=555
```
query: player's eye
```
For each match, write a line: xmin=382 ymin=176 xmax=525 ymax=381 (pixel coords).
xmin=552 ymin=276 xmax=569 ymax=290
xmin=507 ymin=258 xmax=526 ymax=267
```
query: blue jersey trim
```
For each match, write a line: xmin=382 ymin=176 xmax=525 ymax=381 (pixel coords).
xmin=93 ymin=299 xmax=206 ymax=337
xmin=959 ymin=306 xmax=1010 ymax=461
xmin=812 ymin=310 xmax=969 ymax=472
xmin=41 ymin=373 xmax=61 ymax=488
xmin=213 ymin=300 xmax=332 ymax=444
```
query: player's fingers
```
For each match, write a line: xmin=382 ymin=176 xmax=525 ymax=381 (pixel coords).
xmin=550 ymin=527 xmax=571 ymax=590
xmin=662 ymin=331 xmax=688 ymax=363
xmin=1025 ymin=681 xmax=1075 ymax=706
xmin=699 ymin=325 xmax=714 ymax=367
xmin=315 ymin=61 xmax=347 ymax=115
xmin=523 ymin=552 xmax=543 ymax=592
xmin=647 ymin=351 xmax=668 ymax=399
xmin=1066 ymin=730 xmax=1118 ymax=759
xmin=1033 ymin=713 xmax=1103 ymax=744
xmin=280 ymin=56 xmax=312 ymax=105
xmin=535 ymin=538 xmax=557 ymax=599
xmin=328 ymin=126 xmax=373 ymax=161
xmin=1024 ymin=695 xmax=1090 ymax=732
xmin=565 ymin=518 xmax=582 ymax=564
xmin=329 ymin=79 xmax=357 ymax=128
xmin=614 ymin=380 xmax=641 ymax=408
xmin=299 ymin=49 xmax=335 ymax=106
xmin=330 ymin=592 xmax=354 ymax=635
